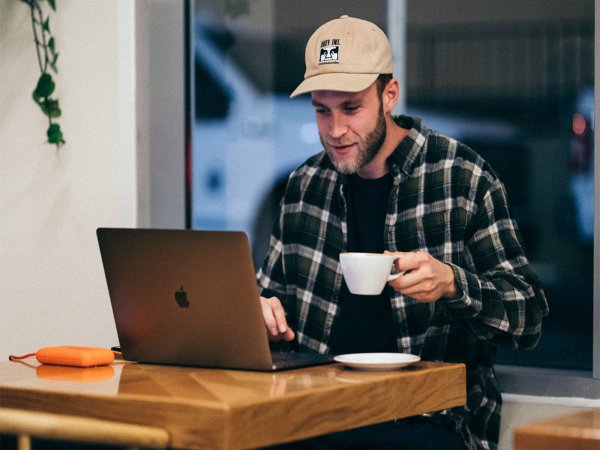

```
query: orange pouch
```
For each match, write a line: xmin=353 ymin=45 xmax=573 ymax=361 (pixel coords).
xmin=35 ymin=346 xmax=115 ymax=367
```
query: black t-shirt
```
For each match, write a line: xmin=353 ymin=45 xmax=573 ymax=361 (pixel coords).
xmin=328 ymin=172 xmax=398 ymax=355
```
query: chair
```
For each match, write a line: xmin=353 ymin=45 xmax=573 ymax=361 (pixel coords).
xmin=0 ymin=407 xmax=170 ymax=450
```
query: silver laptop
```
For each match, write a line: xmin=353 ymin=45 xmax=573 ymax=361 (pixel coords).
xmin=96 ymin=228 xmax=333 ymax=371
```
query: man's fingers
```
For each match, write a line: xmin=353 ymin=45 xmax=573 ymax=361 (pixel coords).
xmin=387 ymin=252 xmax=457 ymax=302
xmin=260 ymin=296 xmax=278 ymax=335
xmin=260 ymin=296 xmax=294 ymax=341
xmin=282 ymin=327 xmax=296 ymax=342
xmin=269 ymin=297 xmax=289 ymax=333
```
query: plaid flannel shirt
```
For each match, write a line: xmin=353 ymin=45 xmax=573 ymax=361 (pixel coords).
xmin=257 ymin=115 xmax=549 ymax=450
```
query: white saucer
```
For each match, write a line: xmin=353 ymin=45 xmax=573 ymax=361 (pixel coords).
xmin=334 ymin=353 xmax=420 ymax=371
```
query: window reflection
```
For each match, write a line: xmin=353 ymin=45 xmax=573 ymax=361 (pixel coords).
xmin=191 ymin=0 xmax=594 ymax=369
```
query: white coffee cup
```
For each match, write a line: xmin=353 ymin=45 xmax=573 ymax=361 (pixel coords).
xmin=339 ymin=252 xmax=403 ymax=295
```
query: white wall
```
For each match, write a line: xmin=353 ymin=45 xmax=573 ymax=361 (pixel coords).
xmin=0 ymin=0 xmax=137 ymax=356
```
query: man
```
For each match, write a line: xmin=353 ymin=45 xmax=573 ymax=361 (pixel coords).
xmin=258 ymin=15 xmax=548 ymax=450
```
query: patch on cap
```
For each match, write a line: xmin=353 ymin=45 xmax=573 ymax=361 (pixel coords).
xmin=319 ymin=40 xmax=340 ymax=65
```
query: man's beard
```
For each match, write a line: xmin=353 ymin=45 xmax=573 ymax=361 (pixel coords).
xmin=321 ymin=106 xmax=387 ymax=175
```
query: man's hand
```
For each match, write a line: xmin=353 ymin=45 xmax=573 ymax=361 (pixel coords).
xmin=260 ymin=296 xmax=295 ymax=342
xmin=385 ymin=251 xmax=459 ymax=303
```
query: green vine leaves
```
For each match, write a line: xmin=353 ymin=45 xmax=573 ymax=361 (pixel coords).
xmin=21 ymin=0 xmax=65 ymax=148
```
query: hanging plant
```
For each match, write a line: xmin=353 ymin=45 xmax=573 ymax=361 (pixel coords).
xmin=20 ymin=0 xmax=65 ymax=148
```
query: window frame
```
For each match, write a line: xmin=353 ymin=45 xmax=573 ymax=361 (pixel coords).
xmin=156 ymin=0 xmax=599 ymax=396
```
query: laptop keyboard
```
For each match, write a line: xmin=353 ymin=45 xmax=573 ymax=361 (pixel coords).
xmin=270 ymin=351 xmax=334 ymax=368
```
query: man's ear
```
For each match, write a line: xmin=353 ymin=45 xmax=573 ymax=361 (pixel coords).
xmin=382 ymin=78 xmax=400 ymax=114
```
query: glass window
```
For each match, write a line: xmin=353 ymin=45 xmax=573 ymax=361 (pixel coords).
xmin=402 ymin=1 xmax=594 ymax=370
xmin=191 ymin=0 xmax=595 ymax=370
xmin=192 ymin=0 xmax=387 ymax=268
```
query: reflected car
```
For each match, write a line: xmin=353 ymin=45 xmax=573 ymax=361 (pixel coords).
xmin=193 ymin=23 xmax=319 ymax=236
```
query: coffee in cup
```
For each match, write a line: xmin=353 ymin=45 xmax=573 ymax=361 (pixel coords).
xmin=339 ymin=252 xmax=403 ymax=295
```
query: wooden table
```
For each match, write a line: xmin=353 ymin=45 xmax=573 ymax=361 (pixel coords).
xmin=514 ymin=409 xmax=600 ymax=450
xmin=1 ymin=360 xmax=465 ymax=449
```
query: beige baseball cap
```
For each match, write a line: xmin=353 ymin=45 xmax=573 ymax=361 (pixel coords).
xmin=290 ymin=15 xmax=393 ymax=98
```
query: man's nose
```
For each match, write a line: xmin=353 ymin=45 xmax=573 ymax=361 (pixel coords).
xmin=328 ymin=111 xmax=348 ymax=139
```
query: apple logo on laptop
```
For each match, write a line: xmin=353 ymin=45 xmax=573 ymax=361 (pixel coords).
xmin=175 ymin=286 xmax=190 ymax=308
